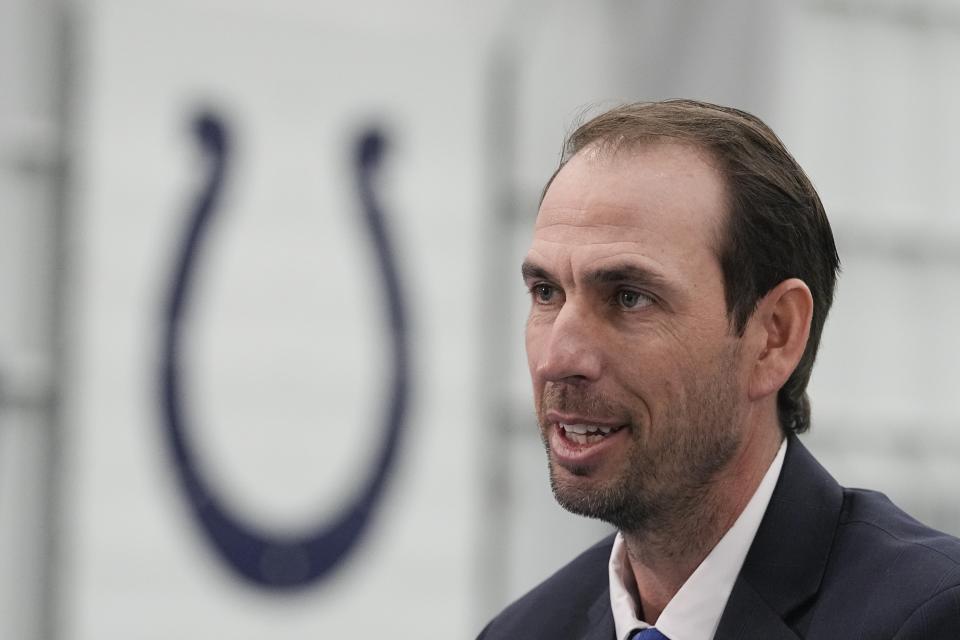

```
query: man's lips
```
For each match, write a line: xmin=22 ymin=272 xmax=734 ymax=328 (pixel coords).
xmin=557 ymin=422 xmax=626 ymax=443
xmin=544 ymin=411 xmax=625 ymax=430
xmin=544 ymin=411 xmax=630 ymax=467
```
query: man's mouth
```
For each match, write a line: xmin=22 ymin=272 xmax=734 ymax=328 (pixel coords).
xmin=548 ymin=419 xmax=630 ymax=470
xmin=558 ymin=423 xmax=626 ymax=445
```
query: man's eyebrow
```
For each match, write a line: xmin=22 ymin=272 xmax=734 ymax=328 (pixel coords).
xmin=521 ymin=260 xmax=553 ymax=282
xmin=522 ymin=260 xmax=670 ymax=290
xmin=584 ymin=264 xmax=669 ymax=288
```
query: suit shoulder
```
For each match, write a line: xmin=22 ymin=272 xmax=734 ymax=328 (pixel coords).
xmin=812 ymin=487 xmax=960 ymax=635
xmin=840 ymin=487 xmax=960 ymax=567
xmin=477 ymin=534 xmax=615 ymax=640
xmin=894 ymin=583 xmax=960 ymax=639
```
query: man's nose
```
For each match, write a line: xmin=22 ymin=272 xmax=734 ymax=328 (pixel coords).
xmin=535 ymin=303 xmax=603 ymax=383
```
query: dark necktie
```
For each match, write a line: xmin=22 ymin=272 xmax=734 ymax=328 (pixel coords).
xmin=630 ymin=628 xmax=669 ymax=640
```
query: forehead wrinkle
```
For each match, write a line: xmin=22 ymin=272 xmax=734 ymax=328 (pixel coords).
xmin=533 ymin=223 xmax=676 ymax=266
xmin=531 ymin=237 xmax=651 ymax=249
xmin=536 ymin=204 xmax=653 ymax=228
xmin=534 ymin=218 xmax=635 ymax=232
xmin=534 ymin=223 xmax=659 ymax=247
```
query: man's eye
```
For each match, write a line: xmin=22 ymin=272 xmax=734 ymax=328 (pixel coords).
xmin=532 ymin=284 xmax=556 ymax=303
xmin=616 ymin=289 xmax=652 ymax=310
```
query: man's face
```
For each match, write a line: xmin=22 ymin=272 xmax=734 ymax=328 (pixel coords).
xmin=523 ymin=142 xmax=752 ymax=531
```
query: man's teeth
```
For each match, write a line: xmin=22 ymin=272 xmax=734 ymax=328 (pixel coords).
xmin=559 ymin=423 xmax=619 ymax=444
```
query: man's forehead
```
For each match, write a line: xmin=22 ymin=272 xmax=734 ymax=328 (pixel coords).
xmin=535 ymin=140 xmax=728 ymax=243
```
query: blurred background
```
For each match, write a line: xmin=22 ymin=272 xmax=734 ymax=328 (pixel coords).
xmin=2 ymin=0 xmax=959 ymax=637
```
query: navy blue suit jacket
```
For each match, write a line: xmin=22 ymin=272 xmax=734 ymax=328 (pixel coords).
xmin=478 ymin=436 xmax=960 ymax=639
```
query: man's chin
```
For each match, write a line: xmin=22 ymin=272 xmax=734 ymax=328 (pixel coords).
xmin=547 ymin=461 xmax=658 ymax=531
xmin=549 ymin=465 xmax=618 ymax=517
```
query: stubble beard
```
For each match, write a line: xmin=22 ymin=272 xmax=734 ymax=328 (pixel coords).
xmin=539 ymin=352 xmax=744 ymax=536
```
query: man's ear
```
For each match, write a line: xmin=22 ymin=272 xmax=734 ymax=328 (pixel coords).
xmin=746 ymin=278 xmax=813 ymax=401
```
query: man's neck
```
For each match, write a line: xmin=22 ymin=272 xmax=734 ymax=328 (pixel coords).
xmin=621 ymin=425 xmax=784 ymax=624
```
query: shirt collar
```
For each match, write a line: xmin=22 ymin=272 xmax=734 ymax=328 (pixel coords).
xmin=608 ymin=438 xmax=787 ymax=640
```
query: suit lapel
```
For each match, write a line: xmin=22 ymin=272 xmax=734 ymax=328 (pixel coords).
xmin=583 ymin=585 xmax=616 ymax=640
xmin=715 ymin=436 xmax=843 ymax=639
xmin=714 ymin=579 xmax=801 ymax=640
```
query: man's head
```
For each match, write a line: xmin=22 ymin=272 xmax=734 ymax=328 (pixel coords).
xmin=542 ymin=100 xmax=840 ymax=435
xmin=523 ymin=100 xmax=838 ymax=532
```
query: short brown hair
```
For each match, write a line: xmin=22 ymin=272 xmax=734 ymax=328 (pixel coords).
xmin=544 ymin=99 xmax=839 ymax=434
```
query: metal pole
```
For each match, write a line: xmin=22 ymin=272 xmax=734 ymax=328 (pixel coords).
xmin=36 ymin=0 xmax=76 ymax=637
xmin=476 ymin=31 xmax=518 ymax=623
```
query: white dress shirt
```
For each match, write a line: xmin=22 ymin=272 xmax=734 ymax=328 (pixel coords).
xmin=608 ymin=438 xmax=787 ymax=640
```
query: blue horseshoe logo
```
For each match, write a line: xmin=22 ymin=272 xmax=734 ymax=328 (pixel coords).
xmin=160 ymin=110 xmax=410 ymax=589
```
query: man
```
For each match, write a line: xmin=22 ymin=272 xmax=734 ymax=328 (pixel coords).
xmin=478 ymin=100 xmax=960 ymax=639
